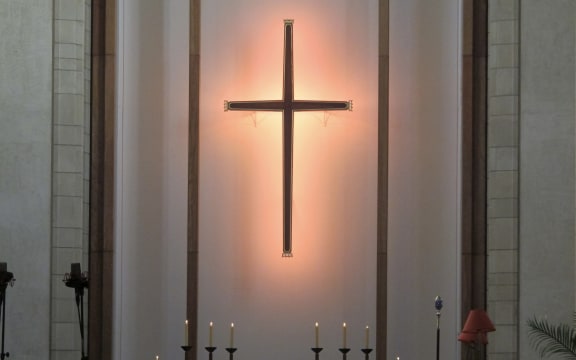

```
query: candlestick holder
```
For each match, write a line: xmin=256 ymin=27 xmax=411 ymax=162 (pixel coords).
xmin=311 ymin=347 xmax=323 ymax=360
xmin=225 ymin=347 xmax=237 ymax=360
xmin=435 ymin=296 xmax=443 ymax=360
xmin=339 ymin=348 xmax=350 ymax=360
xmin=361 ymin=348 xmax=373 ymax=360
xmin=63 ymin=263 xmax=89 ymax=360
xmin=181 ymin=345 xmax=192 ymax=352
xmin=0 ymin=262 xmax=15 ymax=360
xmin=205 ymin=346 xmax=216 ymax=360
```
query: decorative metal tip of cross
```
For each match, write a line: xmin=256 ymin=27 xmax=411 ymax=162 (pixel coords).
xmin=284 ymin=19 xmax=294 ymax=24
xmin=224 ymin=100 xmax=230 ymax=111
xmin=282 ymin=251 xmax=293 ymax=258
xmin=348 ymin=100 xmax=354 ymax=111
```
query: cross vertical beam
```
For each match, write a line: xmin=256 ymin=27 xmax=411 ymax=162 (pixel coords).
xmin=225 ymin=19 xmax=352 ymax=257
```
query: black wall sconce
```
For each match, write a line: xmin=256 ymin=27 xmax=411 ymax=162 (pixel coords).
xmin=63 ymin=263 xmax=89 ymax=360
xmin=0 ymin=262 xmax=15 ymax=360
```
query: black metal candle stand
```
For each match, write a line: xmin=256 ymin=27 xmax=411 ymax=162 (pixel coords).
xmin=361 ymin=348 xmax=373 ymax=360
xmin=181 ymin=345 xmax=192 ymax=352
xmin=205 ymin=346 xmax=217 ymax=360
xmin=338 ymin=348 xmax=350 ymax=360
xmin=311 ymin=347 xmax=323 ymax=360
xmin=225 ymin=347 xmax=237 ymax=360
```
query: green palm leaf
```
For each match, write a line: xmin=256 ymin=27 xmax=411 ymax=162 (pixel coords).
xmin=527 ymin=317 xmax=576 ymax=359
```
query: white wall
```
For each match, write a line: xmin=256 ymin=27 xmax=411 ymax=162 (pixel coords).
xmin=388 ymin=0 xmax=462 ymax=359
xmin=115 ymin=0 xmax=189 ymax=359
xmin=199 ymin=1 xmax=378 ymax=360
xmin=0 ymin=2 xmax=53 ymax=359
xmin=115 ymin=1 xmax=463 ymax=360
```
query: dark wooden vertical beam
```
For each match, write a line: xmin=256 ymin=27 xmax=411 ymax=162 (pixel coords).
xmin=89 ymin=0 xmax=116 ymax=359
xmin=376 ymin=0 xmax=389 ymax=359
xmin=462 ymin=0 xmax=473 ymax=319
xmin=461 ymin=0 xmax=488 ymax=358
xmin=471 ymin=0 xmax=488 ymax=312
xmin=187 ymin=0 xmax=201 ymax=359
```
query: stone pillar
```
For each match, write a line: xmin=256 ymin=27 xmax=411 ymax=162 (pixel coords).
xmin=486 ymin=0 xmax=519 ymax=359
xmin=51 ymin=0 xmax=91 ymax=357
xmin=518 ymin=1 xmax=575 ymax=359
xmin=487 ymin=1 xmax=576 ymax=359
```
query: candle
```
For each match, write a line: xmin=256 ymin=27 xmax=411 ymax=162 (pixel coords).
xmin=185 ymin=320 xmax=189 ymax=346
xmin=314 ymin=322 xmax=319 ymax=347
xmin=155 ymin=356 xmax=159 ymax=360
xmin=365 ymin=326 xmax=370 ymax=348
xmin=342 ymin=322 xmax=347 ymax=348
xmin=209 ymin=321 xmax=214 ymax=347
xmin=230 ymin=323 xmax=235 ymax=348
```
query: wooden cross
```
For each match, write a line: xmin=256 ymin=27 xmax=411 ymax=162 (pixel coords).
xmin=225 ymin=19 xmax=352 ymax=257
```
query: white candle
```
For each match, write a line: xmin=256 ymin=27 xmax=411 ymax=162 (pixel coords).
xmin=342 ymin=322 xmax=347 ymax=348
xmin=155 ymin=356 xmax=159 ymax=360
xmin=209 ymin=321 xmax=214 ymax=347
xmin=185 ymin=320 xmax=189 ymax=346
xmin=314 ymin=322 xmax=319 ymax=347
xmin=230 ymin=323 xmax=235 ymax=348
xmin=365 ymin=326 xmax=370 ymax=348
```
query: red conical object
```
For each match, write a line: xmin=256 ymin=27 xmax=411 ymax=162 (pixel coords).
xmin=462 ymin=309 xmax=495 ymax=333
xmin=458 ymin=330 xmax=488 ymax=344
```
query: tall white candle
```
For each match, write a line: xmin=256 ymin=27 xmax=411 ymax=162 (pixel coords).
xmin=230 ymin=323 xmax=235 ymax=348
xmin=209 ymin=322 xmax=214 ymax=347
xmin=185 ymin=320 xmax=189 ymax=346
xmin=315 ymin=322 xmax=319 ymax=347
xmin=342 ymin=322 xmax=347 ymax=348
xmin=365 ymin=326 xmax=370 ymax=348
xmin=155 ymin=356 xmax=159 ymax=360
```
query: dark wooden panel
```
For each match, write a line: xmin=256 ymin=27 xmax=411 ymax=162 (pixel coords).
xmin=377 ymin=1 xmax=389 ymax=359
xmin=461 ymin=0 xmax=488 ymax=358
xmin=187 ymin=0 xmax=201 ymax=359
xmin=89 ymin=0 xmax=116 ymax=359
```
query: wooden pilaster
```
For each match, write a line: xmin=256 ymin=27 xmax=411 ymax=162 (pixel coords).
xmin=89 ymin=0 xmax=116 ymax=359
xmin=377 ymin=0 xmax=389 ymax=359
xmin=187 ymin=0 xmax=201 ymax=359
xmin=461 ymin=0 xmax=488 ymax=358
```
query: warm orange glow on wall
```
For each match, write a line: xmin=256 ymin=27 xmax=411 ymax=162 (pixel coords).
xmin=224 ymin=20 xmax=351 ymax=257
xmin=199 ymin=3 xmax=377 ymax=359
xmin=200 ymin=10 xmax=376 ymax=260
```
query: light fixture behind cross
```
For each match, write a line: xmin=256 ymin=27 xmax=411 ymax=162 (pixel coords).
xmin=225 ymin=19 xmax=352 ymax=257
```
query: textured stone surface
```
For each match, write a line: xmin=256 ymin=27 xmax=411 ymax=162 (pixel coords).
xmin=51 ymin=0 xmax=90 ymax=358
xmin=487 ymin=1 xmax=519 ymax=359
xmin=0 ymin=1 xmax=53 ymax=358
xmin=518 ymin=2 xmax=575 ymax=360
xmin=487 ymin=2 xmax=576 ymax=360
